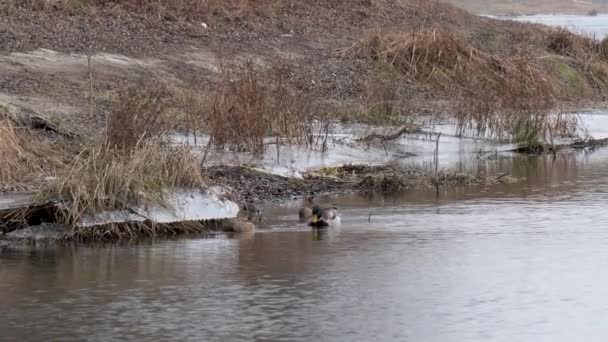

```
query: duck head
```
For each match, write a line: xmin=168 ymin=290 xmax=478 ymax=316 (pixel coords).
xmin=311 ymin=205 xmax=323 ymax=224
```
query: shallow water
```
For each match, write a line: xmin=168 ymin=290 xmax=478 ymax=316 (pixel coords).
xmin=3 ymin=143 xmax=608 ymax=340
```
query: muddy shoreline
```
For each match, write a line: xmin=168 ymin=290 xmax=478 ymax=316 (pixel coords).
xmin=0 ymin=161 xmax=514 ymax=242
xmin=205 ymin=164 xmax=515 ymax=209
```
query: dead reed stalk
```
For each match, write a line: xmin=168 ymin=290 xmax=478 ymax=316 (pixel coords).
xmin=106 ymin=81 xmax=173 ymax=150
xmin=208 ymin=61 xmax=319 ymax=155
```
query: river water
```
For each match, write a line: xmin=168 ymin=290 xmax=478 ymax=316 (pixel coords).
xmin=3 ymin=145 xmax=608 ymax=341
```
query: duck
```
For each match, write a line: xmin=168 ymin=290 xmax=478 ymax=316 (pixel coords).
xmin=309 ymin=204 xmax=341 ymax=229
xmin=298 ymin=196 xmax=315 ymax=222
xmin=242 ymin=200 xmax=262 ymax=222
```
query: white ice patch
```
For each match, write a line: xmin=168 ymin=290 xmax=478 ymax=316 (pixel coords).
xmin=79 ymin=187 xmax=239 ymax=227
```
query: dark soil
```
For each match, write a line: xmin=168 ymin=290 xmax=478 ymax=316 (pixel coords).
xmin=205 ymin=164 xmax=503 ymax=209
xmin=205 ymin=166 xmax=349 ymax=204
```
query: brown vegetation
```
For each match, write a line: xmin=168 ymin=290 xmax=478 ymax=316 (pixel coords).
xmin=208 ymin=61 xmax=321 ymax=154
xmin=106 ymin=81 xmax=175 ymax=149
xmin=351 ymin=27 xmax=565 ymax=143
xmin=42 ymin=138 xmax=204 ymax=226
xmin=546 ymin=28 xmax=600 ymax=60
xmin=360 ymin=63 xmax=403 ymax=125
xmin=0 ymin=117 xmax=65 ymax=191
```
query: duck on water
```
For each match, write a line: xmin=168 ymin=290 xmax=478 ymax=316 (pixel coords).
xmin=298 ymin=196 xmax=341 ymax=228
xmin=309 ymin=205 xmax=341 ymax=228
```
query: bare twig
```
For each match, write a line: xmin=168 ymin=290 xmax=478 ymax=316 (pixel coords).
xmin=434 ymin=132 xmax=441 ymax=196
xmin=87 ymin=54 xmax=94 ymax=119
xmin=495 ymin=173 xmax=510 ymax=180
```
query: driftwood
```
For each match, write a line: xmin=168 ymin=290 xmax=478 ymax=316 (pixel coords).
xmin=569 ymin=137 xmax=608 ymax=150
xmin=356 ymin=125 xmax=420 ymax=142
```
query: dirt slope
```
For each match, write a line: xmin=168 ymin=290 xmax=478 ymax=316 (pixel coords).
xmin=0 ymin=0 xmax=605 ymax=137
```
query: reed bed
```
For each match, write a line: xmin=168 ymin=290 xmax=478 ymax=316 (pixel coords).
xmin=208 ymin=61 xmax=322 ymax=154
xmin=42 ymin=138 xmax=205 ymax=227
xmin=351 ymin=27 xmax=574 ymax=144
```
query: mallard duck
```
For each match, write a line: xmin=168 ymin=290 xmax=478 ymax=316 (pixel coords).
xmin=309 ymin=205 xmax=341 ymax=228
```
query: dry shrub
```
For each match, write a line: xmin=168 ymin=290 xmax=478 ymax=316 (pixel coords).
xmin=600 ymin=38 xmax=608 ymax=62
xmin=208 ymin=62 xmax=266 ymax=154
xmin=454 ymin=56 xmax=559 ymax=141
xmin=353 ymin=28 xmax=477 ymax=85
xmin=106 ymin=81 xmax=173 ymax=150
xmin=44 ymin=139 xmax=204 ymax=226
xmin=362 ymin=64 xmax=402 ymax=125
xmin=546 ymin=27 xmax=599 ymax=61
xmin=175 ymin=88 xmax=207 ymax=143
xmin=352 ymin=27 xmax=572 ymax=143
xmin=0 ymin=118 xmax=63 ymax=190
xmin=208 ymin=61 xmax=318 ymax=155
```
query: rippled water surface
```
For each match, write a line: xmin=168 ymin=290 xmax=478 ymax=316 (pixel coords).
xmin=3 ymin=147 xmax=608 ymax=341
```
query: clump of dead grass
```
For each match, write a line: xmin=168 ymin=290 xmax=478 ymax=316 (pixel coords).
xmin=599 ymin=37 xmax=608 ymax=61
xmin=351 ymin=27 xmax=574 ymax=143
xmin=43 ymin=138 xmax=205 ymax=226
xmin=0 ymin=117 xmax=64 ymax=191
xmin=106 ymin=81 xmax=174 ymax=150
xmin=360 ymin=63 xmax=404 ymax=125
xmin=546 ymin=27 xmax=599 ymax=61
xmin=352 ymin=28 xmax=477 ymax=85
xmin=208 ymin=61 xmax=320 ymax=154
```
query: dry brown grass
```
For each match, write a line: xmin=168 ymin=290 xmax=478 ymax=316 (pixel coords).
xmin=105 ymin=81 xmax=174 ymax=150
xmin=208 ymin=61 xmax=319 ymax=154
xmin=351 ymin=27 xmax=574 ymax=143
xmin=0 ymin=117 xmax=64 ymax=191
xmin=361 ymin=64 xmax=402 ymax=125
xmin=43 ymin=138 xmax=205 ymax=226
xmin=546 ymin=28 xmax=600 ymax=61
xmin=353 ymin=28 xmax=473 ymax=84
xmin=600 ymin=38 xmax=608 ymax=62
